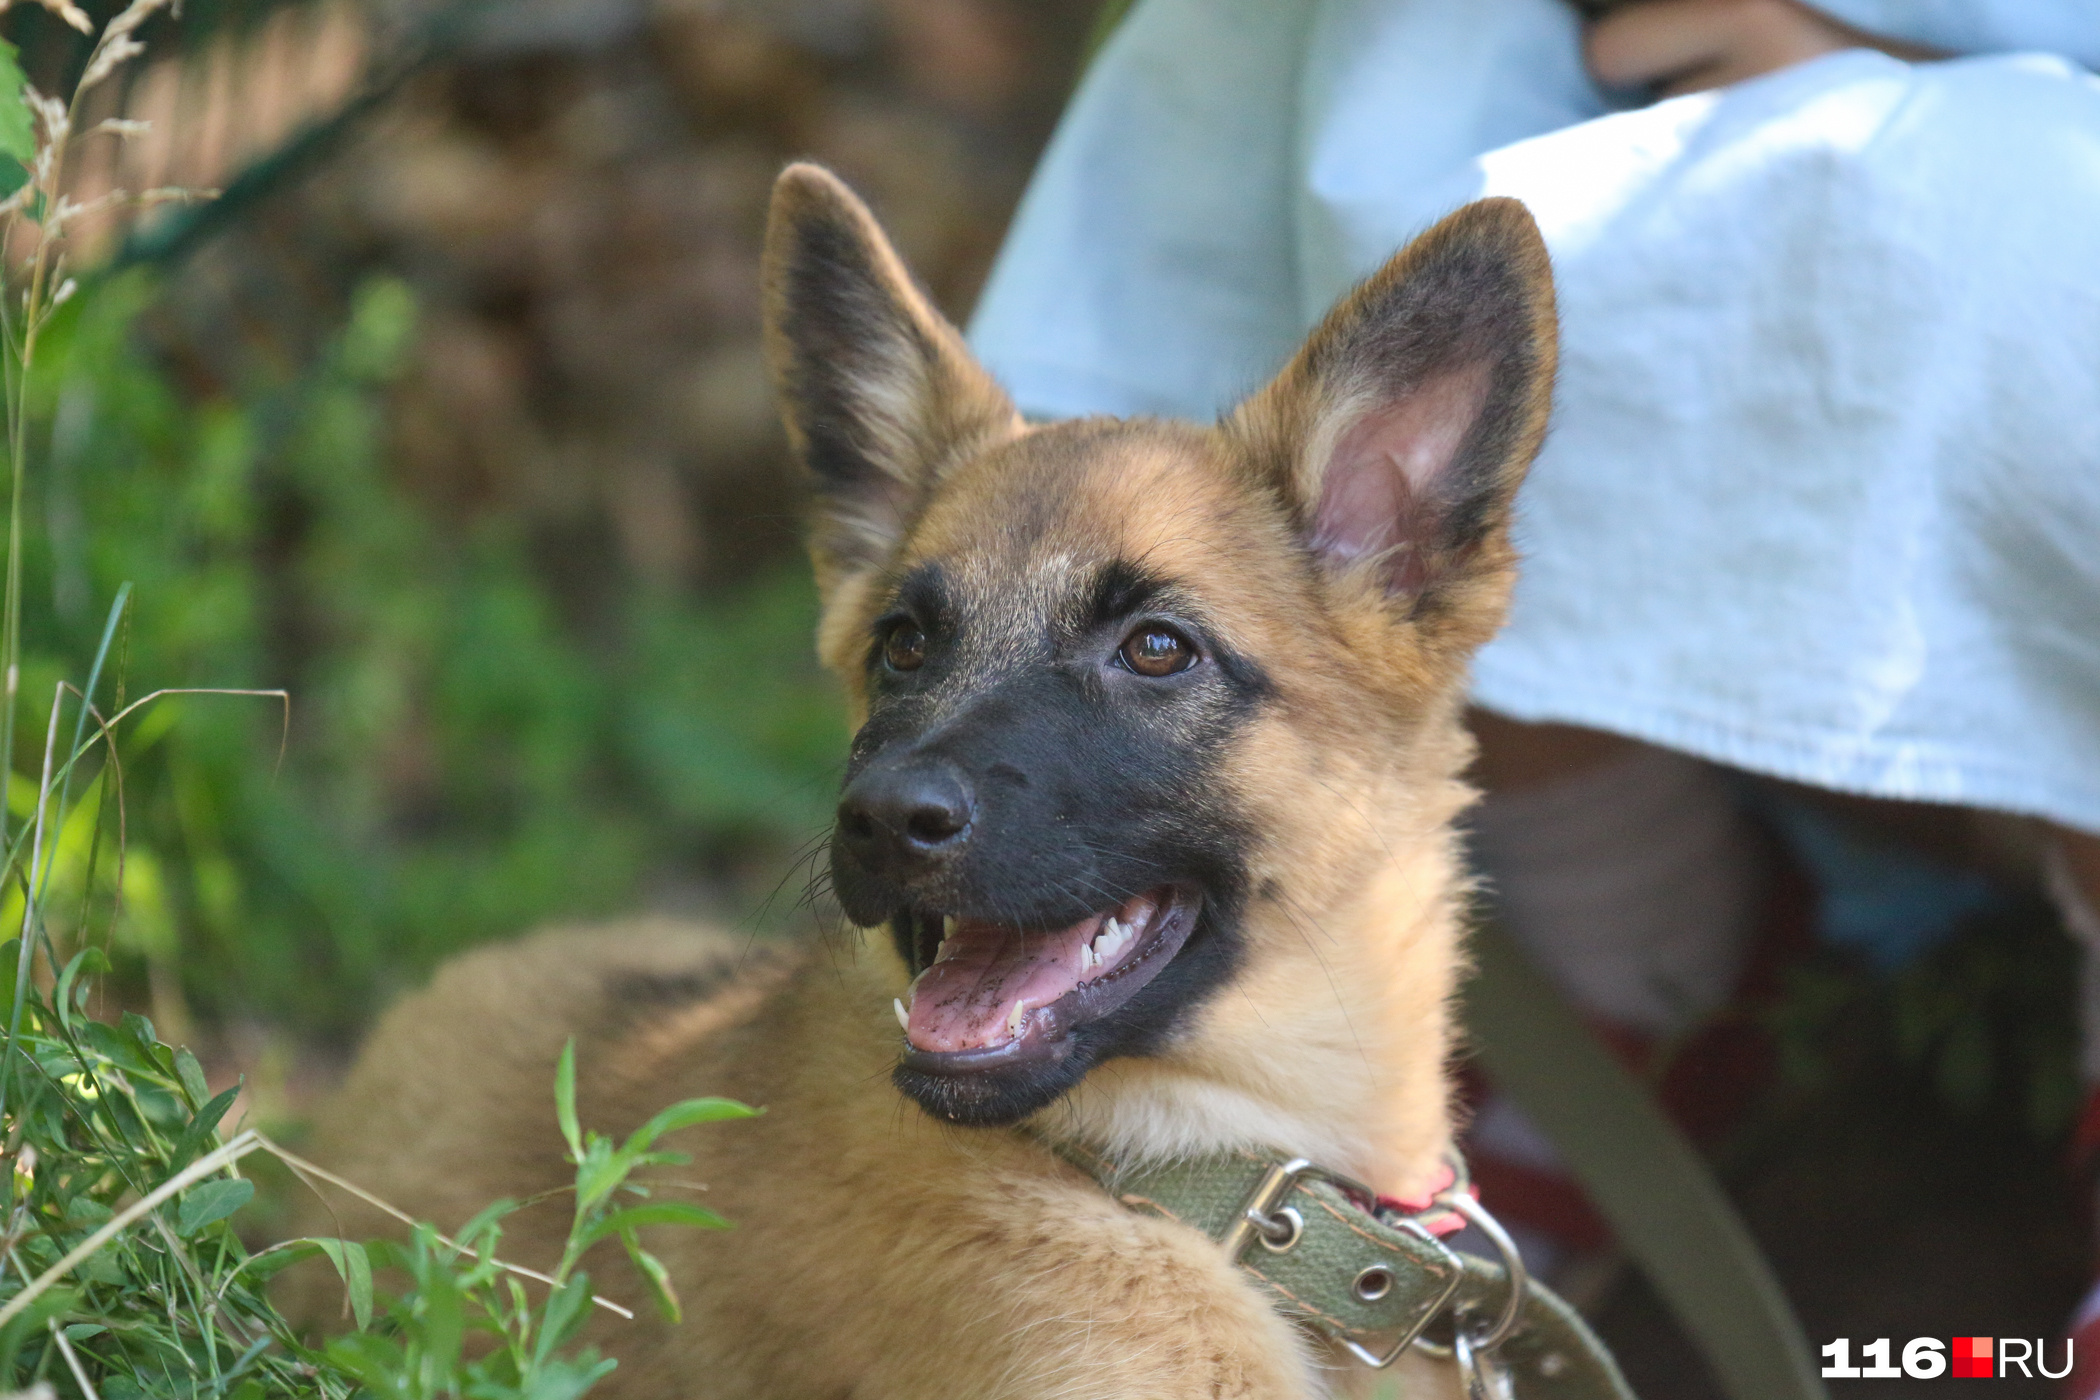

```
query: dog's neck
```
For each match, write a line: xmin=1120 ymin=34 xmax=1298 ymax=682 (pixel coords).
xmin=1022 ymin=791 xmax=1472 ymax=1203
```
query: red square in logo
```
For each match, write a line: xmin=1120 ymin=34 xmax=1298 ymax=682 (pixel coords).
xmin=1952 ymin=1337 xmax=1994 ymax=1378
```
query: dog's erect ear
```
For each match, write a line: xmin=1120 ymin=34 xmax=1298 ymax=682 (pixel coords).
xmin=1230 ymin=197 xmax=1556 ymax=622
xmin=762 ymin=164 xmax=1021 ymax=597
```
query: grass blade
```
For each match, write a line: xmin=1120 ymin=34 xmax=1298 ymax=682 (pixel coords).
xmin=313 ymin=1238 xmax=373 ymax=1331
xmin=623 ymin=1097 xmax=759 ymax=1154
xmin=174 ymin=1177 xmax=253 ymax=1235
xmin=554 ymin=1038 xmax=582 ymax=1159
xmin=577 ymin=1202 xmax=730 ymax=1251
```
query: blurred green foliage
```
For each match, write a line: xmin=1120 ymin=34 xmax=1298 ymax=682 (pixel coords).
xmin=1762 ymin=891 xmax=2081 ymax=1140
xmin=19 ymin=271 xmax=843 ymax=1036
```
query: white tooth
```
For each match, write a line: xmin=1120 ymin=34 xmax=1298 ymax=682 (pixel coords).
xmin=893 ymin=998 xmax=910 ymax=1031
xmin=1007 ymin=1002 xmax=1028 ymax=1040
xmin=1080 ymin=943 xmax=1097 ymax=970
xmin=943 ymin=915 xmax=960 ymax=939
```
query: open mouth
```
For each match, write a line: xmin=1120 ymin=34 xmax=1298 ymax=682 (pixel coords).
xmin=894 ymin=886 xmax=1201 ymax=1073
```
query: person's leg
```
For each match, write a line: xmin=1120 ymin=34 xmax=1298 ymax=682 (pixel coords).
xmin=1463 ymin=713 xmax=1771 ymax=1272
xmin=1468 ymin=711 xmax=1768 ymax=1040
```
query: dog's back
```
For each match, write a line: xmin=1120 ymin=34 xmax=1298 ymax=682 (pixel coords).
xmin=302 ymin=918 xmax=783 ymax=1246
xmin=291 ymin=919 xmax=789 ymax=1334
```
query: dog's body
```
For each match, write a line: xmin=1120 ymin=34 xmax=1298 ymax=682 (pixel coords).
xmin=299 ymin=166 xmax=1557 ymax=1398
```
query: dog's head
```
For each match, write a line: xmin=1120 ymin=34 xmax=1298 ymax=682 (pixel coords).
xmin=762 ymin=165 xmax=1554 ymax=1128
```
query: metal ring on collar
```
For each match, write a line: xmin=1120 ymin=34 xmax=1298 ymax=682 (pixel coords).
xmin=1454 ymin=1328 xmax=1516 ymax=1400
xmin=1411 ymin=1189 xmax=1529 ymax=1363
xmin=1440 ymin=1190 xmax=1527 ymax=1349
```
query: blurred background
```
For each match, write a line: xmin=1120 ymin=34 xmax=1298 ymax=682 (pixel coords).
xmin=0 ymin=0 xmax=2083 ymax=1393
xmin=10 ymin=0 xmax=1098 ymax=1047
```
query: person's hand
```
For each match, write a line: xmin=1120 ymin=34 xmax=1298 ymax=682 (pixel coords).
xmin=1585 ymin=0 xmax=1930 ymax=98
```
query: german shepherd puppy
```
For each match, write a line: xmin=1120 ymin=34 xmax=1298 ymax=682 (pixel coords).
xmin=299 ymin=164 xmax=1556 ymax=1398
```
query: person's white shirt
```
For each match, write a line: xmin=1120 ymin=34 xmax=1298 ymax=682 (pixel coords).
xmin=969 ymin=0 xmax=2100 ymax=834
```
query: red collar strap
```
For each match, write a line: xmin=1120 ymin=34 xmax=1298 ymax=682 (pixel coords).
xmin=1373 ymin=1156 xmax=1473 ymax=1238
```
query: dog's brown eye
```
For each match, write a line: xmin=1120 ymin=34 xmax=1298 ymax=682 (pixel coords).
xmin=1120 ymin=627 xmax=1195 ymax=678
xmin=883 ymin=622 xmax=927 ymax=672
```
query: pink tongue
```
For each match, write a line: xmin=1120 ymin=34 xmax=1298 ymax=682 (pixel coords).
xmin=905 ymin=913 xmax=1103 ymax=1053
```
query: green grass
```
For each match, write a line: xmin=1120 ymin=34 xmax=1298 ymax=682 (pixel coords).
xmin=0 ymin=956 xmax=755 ymax=1400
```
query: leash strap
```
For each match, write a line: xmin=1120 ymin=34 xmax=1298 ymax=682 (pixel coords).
xmin=1048 ymin=1140 xmax=1635 ymax=1400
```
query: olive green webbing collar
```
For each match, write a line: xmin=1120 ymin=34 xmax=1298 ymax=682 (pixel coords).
xmin=1043 ymin=1138 xmax=1635 ymax=1399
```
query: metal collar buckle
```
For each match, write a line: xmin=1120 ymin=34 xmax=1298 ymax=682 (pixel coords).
xmin=1220 ymin=1156 xmax=1336 ymax=1260
xmin=1220 ymin=1157 xmax=1467 ymax=1370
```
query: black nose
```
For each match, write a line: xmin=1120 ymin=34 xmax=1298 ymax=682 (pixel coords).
xmin=836 ymin=761 xmax=976 ymax=871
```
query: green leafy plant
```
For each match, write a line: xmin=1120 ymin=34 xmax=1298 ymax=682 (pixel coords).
xmin=294 ymin=1040 xmax=756 ymax=1400
xmin=0 ymin=958 xmax=315 ymax=1400
xmin=548 ymin=1041 xmax=753 ymax=1324
xmin=0 ymin=959 xmax=757 ymax=1400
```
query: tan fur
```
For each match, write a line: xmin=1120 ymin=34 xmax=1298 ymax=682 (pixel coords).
xmin=291 ymin=166 xmax=1556 ymax=1399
